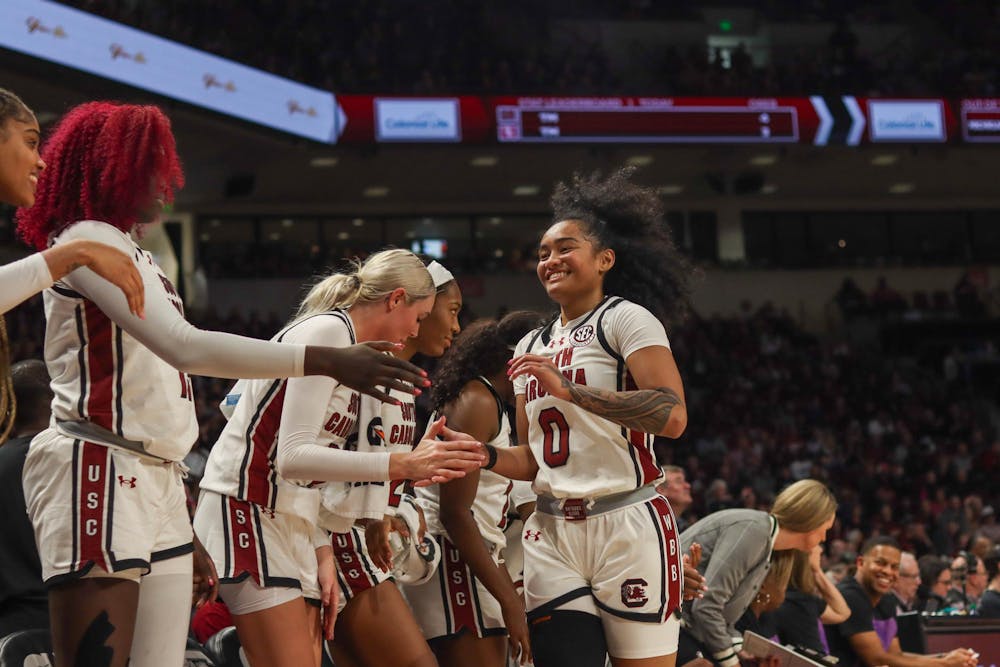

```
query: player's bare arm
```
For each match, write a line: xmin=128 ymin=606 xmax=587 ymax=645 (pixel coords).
xmin=508 ymin=345 xmax=687 ymax=437
xmin=562 ymin=380 xmax=682 ymax=436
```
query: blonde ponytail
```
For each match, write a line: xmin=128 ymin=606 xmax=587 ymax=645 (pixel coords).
xmin=295 ymin=249 xmax=434 ymax=322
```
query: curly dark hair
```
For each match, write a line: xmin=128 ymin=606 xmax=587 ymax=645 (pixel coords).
xmin=549 ymin=166 xmax=692 ymax=330
xmin=429 ymin=310 xmax=546 ymax=413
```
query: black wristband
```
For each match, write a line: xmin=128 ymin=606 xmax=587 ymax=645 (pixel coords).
xmin=484 ymin=444 xmax=499 ymax=470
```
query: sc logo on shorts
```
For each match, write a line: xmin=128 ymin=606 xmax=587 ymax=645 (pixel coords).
xmin=621 ymin=578 xmax=649 ymax=608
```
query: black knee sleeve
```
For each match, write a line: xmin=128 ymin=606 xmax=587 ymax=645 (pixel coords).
xmin=529 ymin=610 xmax=607 ymax=667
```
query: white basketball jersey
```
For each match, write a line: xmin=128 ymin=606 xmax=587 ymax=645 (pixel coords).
xmin=512 ymin=297 xmax=668 ymax=499
xmin=417 ymin=378 xmax=514 ymax=552
xmin=43 ymin=221 xmax=197 ymax=461
xmin=318 ymin=385 xmax=416 ymax=532
xmin=200 ymin=311 xmax=360 ymax=522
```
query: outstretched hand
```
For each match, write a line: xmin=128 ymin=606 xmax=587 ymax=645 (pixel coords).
xmin=408 ymin=416 xmax=485 ymax=487
xmin=307 ymin=342 xmax=429 ymax=404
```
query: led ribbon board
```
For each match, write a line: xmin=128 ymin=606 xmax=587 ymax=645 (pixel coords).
xmin=0 ymin=0 xmax=340 ymax=143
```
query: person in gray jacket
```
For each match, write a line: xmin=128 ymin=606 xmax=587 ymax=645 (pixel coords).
xmin=678 ymin=479 xmax=837 ymax=667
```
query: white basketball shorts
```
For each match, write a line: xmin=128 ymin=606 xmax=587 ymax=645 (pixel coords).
xmin=23 ymin=430 xmax=192 ymax=584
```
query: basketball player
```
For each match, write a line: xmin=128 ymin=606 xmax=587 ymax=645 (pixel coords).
xmin=405 ymin=312 xmax=545 ymax=667
xmin=195 ymin=249 xmax=486 ymax=667
xmin=399 ymin=260 xmax=463 ymax=361
xmin=0 ymin=89 xmax=144 ymax=445
xmin=493 ymin=168 xmax=692 ymax=667
xmin=322 ymin=261 xmax=469 ymax=667
xmin=14 ymin=101 xmax=433 ymax=667
xmin=360 ymin=259 xmax=464 ymax=571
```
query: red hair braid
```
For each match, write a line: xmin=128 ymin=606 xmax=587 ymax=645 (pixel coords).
xmin=16 ymin=102 xmax=184 ymax=250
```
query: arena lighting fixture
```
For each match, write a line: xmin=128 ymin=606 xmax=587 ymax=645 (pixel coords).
xmin=626 ymin=155 xmax=655 ymax=166
xmin=268 ymin=232 xmax=281 ymax=241
xmin=760 ymin=184 xmax=778 ymax=194
xmin=351 ymin=218 xmax=365 ymax=227
xmin=838 ymin=239 xmax=847 ymax=248
xmin=199 ymin=233 xmax=211 ymax=242
xmin=513 ymin=185 xmax=540 ymax=196
xmin=337 ymin=231 xmax=350 ymax=240
xmin=888 ymin=182 xmax=915 ymax=194
xmin=280 ymin=218 xmax=294 ymax=227
xmin=870 ymin=154 xmax=898 ymax=166
xmin=309 ymin=157 xmax=339 ymax=168
xmin=363 ymin=186 xmax=390 ymax=198
xmin=470 ymin=156 xmax=499 ymax=167
xmin=489 ymin=217 xmax=503 ymax=225
xmin=749 ymin=154 xmax=778 ymax=166
xmin=657 ymin=184 xmax=685 ymax=196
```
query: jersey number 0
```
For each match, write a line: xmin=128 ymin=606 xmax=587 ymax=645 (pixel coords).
xmin=539 ymin=407 xmax=570 ymax=467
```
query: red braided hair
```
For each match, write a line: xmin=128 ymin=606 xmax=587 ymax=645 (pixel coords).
xmin=16 ymin=101 xmax=184 ymax=250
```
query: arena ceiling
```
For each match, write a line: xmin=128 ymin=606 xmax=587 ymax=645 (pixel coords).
xmin=6 ymin=56 xmax=1000 ymax=218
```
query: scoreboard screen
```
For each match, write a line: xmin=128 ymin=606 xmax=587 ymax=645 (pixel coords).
xmin=496 ymin=99 xmax=800 ymax=143
xmin=961 ymin=99 xmax=1000 ymax=143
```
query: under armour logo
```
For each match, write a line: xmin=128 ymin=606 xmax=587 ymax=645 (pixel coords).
xmin=117 ymin=475 xmax=137 ymax=488
xmin=524 ymin=530 xmax=542 ymax=542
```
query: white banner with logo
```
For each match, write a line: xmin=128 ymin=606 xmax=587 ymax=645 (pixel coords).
xmin=0 ymin=0 xmax=338 ymax=142
xmin=375 ymin=98 xmax=461 ymax=141
xmin=867 ymin=100 xmax=945 ymax=142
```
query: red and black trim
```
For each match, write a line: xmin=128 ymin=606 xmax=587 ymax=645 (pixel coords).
xmin=82 ymin=300 xmax=117 ymax=432
xmin=433 ymin=536 xmax=506 ymax=639
xmin=332 ymin=527 xmax=382 ymax=603
xmin=217 ymin=494 xmax=299 ymax=589
xmin=525 ymin=587 xmax=592 ymax=623
xmin=47 ymin=440 xmax=151 ymax=586
xmin=237 ymin=379 xmax=285 ymax=509
xmin=586 ymin=496 xmax=681 ymax=623
xmin=596 ymin=298 xmax=662 ymax=490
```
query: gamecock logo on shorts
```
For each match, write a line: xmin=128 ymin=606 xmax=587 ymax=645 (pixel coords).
xmin=366 ymin=417 xmax=385 ymax=447
xmin=621 ymin=578 xmax=649 ymax=608
xmin=571 ymin=324 xmax=595 ymax=347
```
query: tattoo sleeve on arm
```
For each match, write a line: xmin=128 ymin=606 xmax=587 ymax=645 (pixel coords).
xmin=561 ymin=377 xmax=682 ymax=434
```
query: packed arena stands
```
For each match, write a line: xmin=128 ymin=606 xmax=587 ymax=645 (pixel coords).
xmin=1 ymin=2 xmax=999 ymax=665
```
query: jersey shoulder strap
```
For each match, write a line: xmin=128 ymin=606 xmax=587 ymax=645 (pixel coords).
xmin=525 ymin=314 xmax=559 ymax=351
xmin=276 ymin=309 xmax=355 ymax=344
xmin=473 ymin=375 xmax=506 ymax=436
xmin=595 ymin=296 xmax=626 ymax=362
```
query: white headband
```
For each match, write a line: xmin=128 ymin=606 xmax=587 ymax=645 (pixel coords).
xmin=426 ymin=261 xmax=454 ymax=288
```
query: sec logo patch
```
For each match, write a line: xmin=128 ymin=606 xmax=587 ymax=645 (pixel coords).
xmin=571 ymin=324 xmax=595 ymax=347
